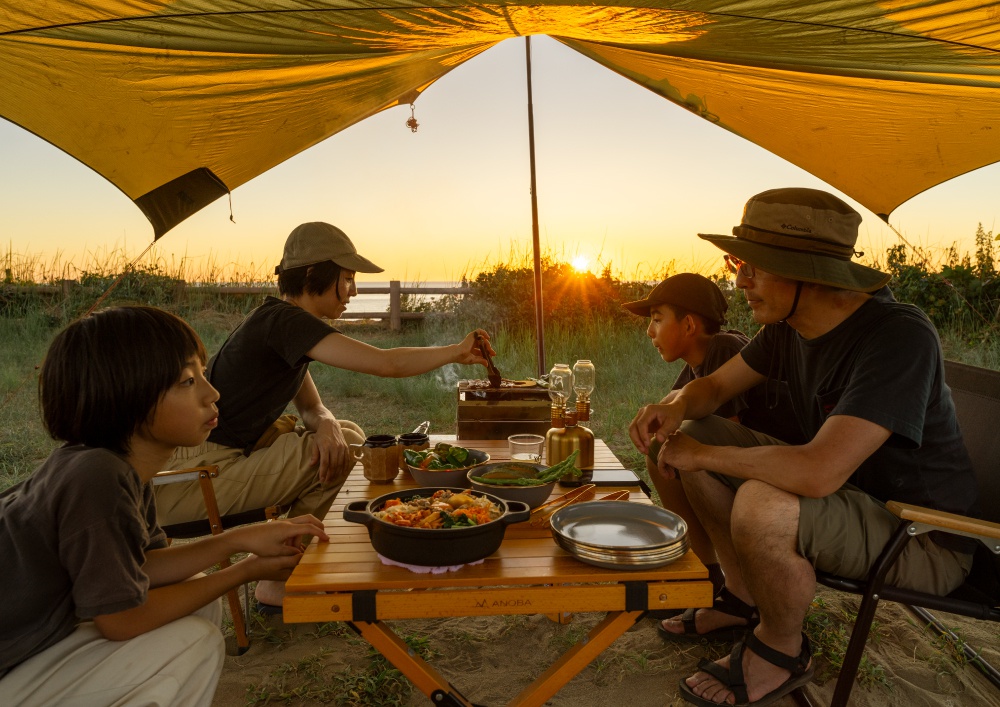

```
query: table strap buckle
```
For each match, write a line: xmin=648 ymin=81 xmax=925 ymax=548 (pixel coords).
xmin=352 ymin=589 xmax=378 ymax=622
xmin=624 ymin=581 xmax=649 ymax=612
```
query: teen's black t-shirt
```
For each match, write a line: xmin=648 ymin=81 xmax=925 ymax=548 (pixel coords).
xmin=207 ymin=297 xmax=339 ymax=452
xmin=741 ymin=289 xmax=979 ymax=551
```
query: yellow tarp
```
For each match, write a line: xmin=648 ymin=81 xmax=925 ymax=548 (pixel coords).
xmin=2 ymin=1 xmax=999 ymax=236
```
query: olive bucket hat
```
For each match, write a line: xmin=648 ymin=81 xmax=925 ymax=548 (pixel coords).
xmin=276 ymin=222 xmax=384 ymax=275
xmin=698 ymin=188 xmax=890 ymax=293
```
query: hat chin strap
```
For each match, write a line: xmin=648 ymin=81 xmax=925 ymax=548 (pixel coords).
xmin=782 ymin=282 xmax=804 ymax=322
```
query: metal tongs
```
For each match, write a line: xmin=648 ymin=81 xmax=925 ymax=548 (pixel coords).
xmin=475 ymin=332 xmax=502 ymax=388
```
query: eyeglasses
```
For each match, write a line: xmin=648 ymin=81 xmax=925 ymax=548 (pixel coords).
xmin=724 ymin=254 xmax=755 ymax=279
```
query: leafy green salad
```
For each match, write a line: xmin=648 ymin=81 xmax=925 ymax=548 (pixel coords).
xmin=403 ymin=442 xmax=476 ymax=470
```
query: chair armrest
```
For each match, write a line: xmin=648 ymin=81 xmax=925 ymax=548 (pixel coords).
xmin=152 ymin=465 xmax=220 ymax=486
xmin=886 ymin=501 xmax=1000 ymax=543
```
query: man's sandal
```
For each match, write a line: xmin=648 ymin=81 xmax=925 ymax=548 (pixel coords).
xmin=678 ymin=632 xmax=814 ymax=707
xmin=658 ymin=586 xmax=759 ymax=643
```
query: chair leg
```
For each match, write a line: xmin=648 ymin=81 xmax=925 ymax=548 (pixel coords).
xmin=219 ymin=556 xmax=251 ymax=655
xmin=197 ymin=471 xmax=250 ymax=654
xmin=831 ymin=522 xmax=914 ymax=707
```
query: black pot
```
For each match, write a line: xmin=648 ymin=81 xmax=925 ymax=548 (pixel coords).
xmin=343 ymin=487 xmax=530 ymax=566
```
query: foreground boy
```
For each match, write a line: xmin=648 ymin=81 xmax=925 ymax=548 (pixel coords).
xmin=0 ymin=307 xmax=328 ymax=706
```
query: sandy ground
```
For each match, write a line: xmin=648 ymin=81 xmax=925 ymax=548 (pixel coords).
xmin=212 ymin=586 xmax=1000 ymax=706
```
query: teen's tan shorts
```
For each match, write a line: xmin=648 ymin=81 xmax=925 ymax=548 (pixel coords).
xmin=674 ymin=415 xmax=973 ymax=596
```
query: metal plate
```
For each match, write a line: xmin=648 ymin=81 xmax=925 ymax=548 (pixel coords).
xmin=552 ymin=532 xmax=689 ymax=571
xmin=550 ymin=501 xmax=690 ymax=570
xmin=550 ymin=501 xmax=688 ymax=551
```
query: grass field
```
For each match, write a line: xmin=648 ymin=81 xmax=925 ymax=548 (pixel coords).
xmin=3 ymin=301 xmax=998 ymax=495
xmin=0 ymin=308 xmax=681 ymax=493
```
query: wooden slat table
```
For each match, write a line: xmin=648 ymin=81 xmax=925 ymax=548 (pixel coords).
xmin=284 ymin=437 xmax=712 ymax=706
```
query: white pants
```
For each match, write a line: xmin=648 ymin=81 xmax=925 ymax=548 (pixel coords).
xmin=0 ymin=601 xmax=224 ymax=707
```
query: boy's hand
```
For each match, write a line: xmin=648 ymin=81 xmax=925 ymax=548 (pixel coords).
xmin=234 ymin=515 xmax=329 ymax=556
xmin=239 ymin=553 xmax=301 ymax=582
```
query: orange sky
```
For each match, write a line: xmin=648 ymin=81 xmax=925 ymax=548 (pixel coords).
xmin=2 ymin=37 xmax=998 ymax=284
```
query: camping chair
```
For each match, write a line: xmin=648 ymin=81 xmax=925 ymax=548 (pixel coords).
xmin=151 ymin=465 xmax=289 ymax=655
xmin=811 ymin=360 xmax=1000 ymax=707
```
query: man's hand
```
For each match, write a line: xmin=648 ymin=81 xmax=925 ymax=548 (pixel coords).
xmin=311 ymin=417 xmax=353 ymax=484
xmin=629 ymin=402 xmax=685 ymax=454
xmin=232 ymin=515 xmax=330 ymax=557
xmin=657 ymin=430 xmax=704 ymax=474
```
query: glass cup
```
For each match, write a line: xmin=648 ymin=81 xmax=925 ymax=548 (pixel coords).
xmin=508 ymin=433 xmax=545 ymax=463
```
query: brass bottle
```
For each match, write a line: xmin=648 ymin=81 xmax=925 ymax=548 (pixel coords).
xmin=545 ymin=410 xmax=594 ymax=472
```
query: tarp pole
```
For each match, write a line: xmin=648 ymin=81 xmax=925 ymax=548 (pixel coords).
xmin=525 ymin=36 xmax=546 ymax=378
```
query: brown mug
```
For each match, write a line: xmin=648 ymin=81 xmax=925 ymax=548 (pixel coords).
xmin=350 ymin=440 xmax=400 ymax=483
xmin=397 ymin=432 xmax=430 ymax=473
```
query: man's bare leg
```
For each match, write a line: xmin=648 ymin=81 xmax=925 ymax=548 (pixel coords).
xmin=684 ymin=480 xmax=815 ymax=704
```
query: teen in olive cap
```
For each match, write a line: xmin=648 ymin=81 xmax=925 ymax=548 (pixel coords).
xmin=157 ymin=222 xmax=495 ymax=612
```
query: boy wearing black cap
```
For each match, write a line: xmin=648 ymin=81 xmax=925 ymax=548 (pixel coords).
xmin=624 ymin=274 xmax=801 ymax=637
xmin=623 ymin=274 xmax=746 ymax=600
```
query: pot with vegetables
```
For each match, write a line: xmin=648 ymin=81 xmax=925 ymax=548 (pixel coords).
xmin=403 ymin=442 xmax=490 ymax=488
xmin=343 ymin=487 xmax=531 ymax=565
xmin=467 ymin=452 xmax=581 ymax=509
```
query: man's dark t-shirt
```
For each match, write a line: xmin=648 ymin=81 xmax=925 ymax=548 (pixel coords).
xmin=208 ymin=297 xmax=339 ymax=452
xmin=0 ymin=446 xmax=166 ymax=676
xmin=740 ymin=289 xmax=979 ymax=552
xmin=672 ymin=331 xmax=805 ymax=444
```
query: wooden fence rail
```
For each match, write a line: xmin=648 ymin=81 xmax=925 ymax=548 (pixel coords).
xmin=2 ymin=280 xmax=472 ymax=331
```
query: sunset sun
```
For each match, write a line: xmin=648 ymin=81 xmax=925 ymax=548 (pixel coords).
xmin=571 ymin=255 xmax=589 ymax=272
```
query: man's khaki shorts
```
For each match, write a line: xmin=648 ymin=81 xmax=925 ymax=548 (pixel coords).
xmin=672 ymin=415 xmax=973 ymax=596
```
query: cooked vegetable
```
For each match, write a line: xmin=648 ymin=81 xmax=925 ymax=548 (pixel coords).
xmin=470 ymin=451 xmax=581 ymax=486
xmin=373 ymin=489 xmax=501 ymax=528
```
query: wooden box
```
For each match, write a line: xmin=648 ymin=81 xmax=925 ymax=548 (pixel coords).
xmin=456 ymin=382 xmax=552 ymax=440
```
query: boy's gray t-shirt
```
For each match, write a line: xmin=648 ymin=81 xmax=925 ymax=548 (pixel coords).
xmin=0 ymin=445 xmax=167 ymax=676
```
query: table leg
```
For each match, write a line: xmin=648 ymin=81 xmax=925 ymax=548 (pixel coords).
xmin=351 ymin=621 xmax=475 ymax=707
xmin=509 ymin=610 xmax=644 ymax=707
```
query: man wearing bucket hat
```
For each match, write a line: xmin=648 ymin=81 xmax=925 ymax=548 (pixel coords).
xmin=630 ymin=189 xmax=979 ymax=706
xmin=155 ymin=222 xmax=495 ymax=610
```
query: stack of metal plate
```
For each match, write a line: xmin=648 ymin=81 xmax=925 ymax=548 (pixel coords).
xmin=549 ymin=500 xmax=689 ymax=570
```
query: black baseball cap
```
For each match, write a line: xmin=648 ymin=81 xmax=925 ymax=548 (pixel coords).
xmin=621 ymin=273 xmax=728 ymax=324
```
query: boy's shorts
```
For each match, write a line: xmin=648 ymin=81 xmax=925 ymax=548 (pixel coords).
xmin=674 ymin=415 xmax=972 ymax=596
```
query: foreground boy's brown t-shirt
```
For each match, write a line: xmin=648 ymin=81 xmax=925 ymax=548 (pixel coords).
xmin=0 ymin=445 xmax=166 ymax=677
